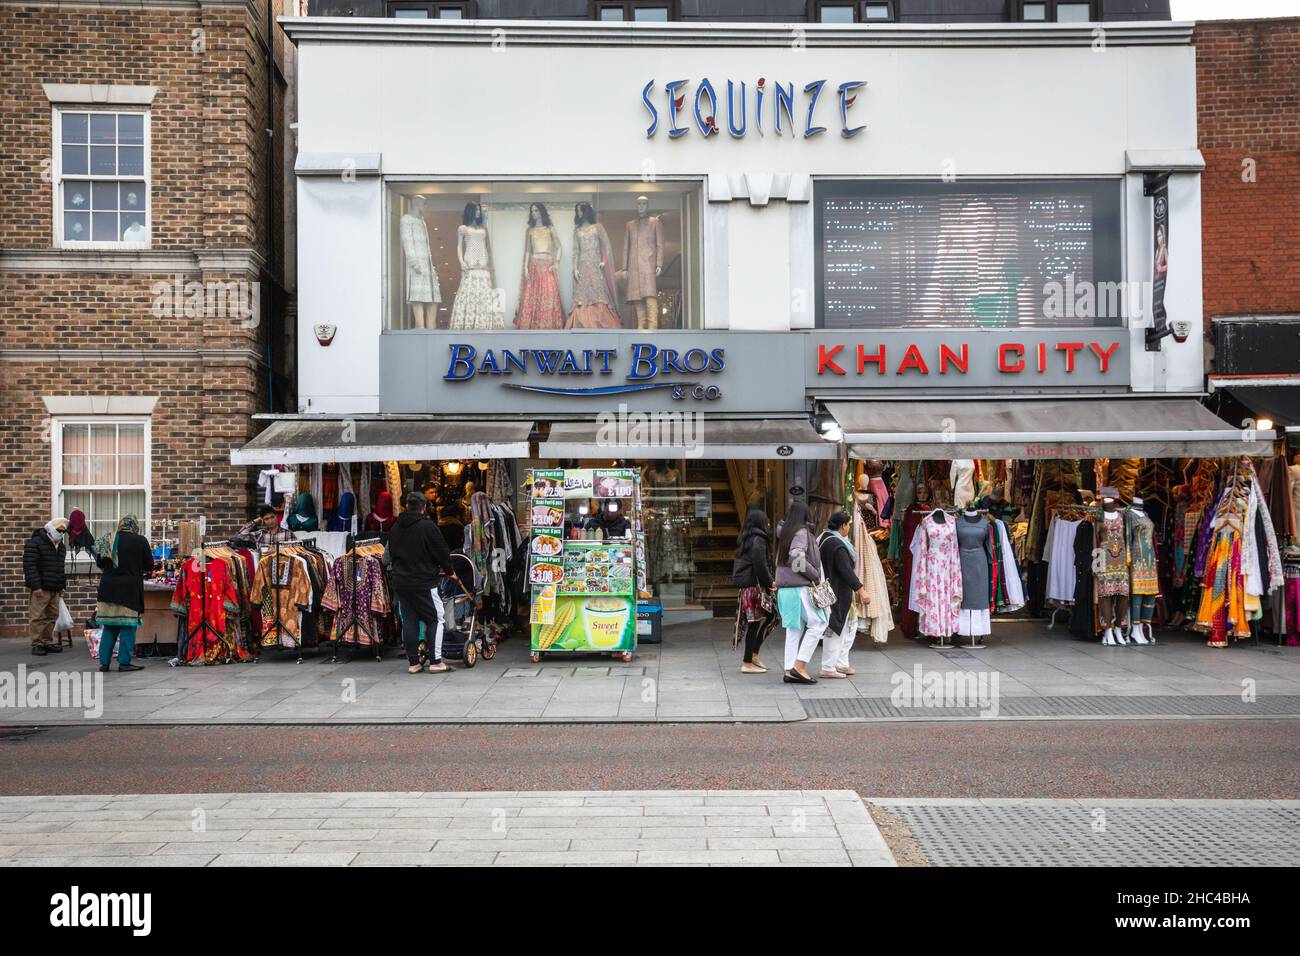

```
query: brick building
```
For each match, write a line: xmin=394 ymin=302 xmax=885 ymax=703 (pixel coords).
xmin=0 ymin=0 xmax=294 ymax=636
xmin=1196 ymin=17 xmax=1300 ymax=428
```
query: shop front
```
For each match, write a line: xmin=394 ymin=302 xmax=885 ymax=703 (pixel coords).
xmin=218 ymin=16 xmax=1295 ymax=666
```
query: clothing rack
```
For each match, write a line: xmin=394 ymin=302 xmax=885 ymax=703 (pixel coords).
xmin=330 ymin=533 xmax=386 ymax=664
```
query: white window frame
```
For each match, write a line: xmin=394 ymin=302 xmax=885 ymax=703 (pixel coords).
xmin=51 ymin=416 xmax=153 ymax=561
xmin=51 ymin=105 xmax=152 ymax=250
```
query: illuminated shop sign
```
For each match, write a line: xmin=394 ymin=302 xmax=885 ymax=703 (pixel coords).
xmin=641 ymin=78 xmax=866 ymax=139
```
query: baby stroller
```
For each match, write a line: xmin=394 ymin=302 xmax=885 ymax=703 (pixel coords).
xmin=433 ymin=552 xmax=497 ymax=667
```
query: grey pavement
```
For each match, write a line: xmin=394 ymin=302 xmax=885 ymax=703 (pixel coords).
xmin=0 ymin=789 xmax=895 ymax=867
xmin=2 ymin=619 xmax=1298 ymax=725
xmin=870 ymin=798 xmax=1300 ymax=867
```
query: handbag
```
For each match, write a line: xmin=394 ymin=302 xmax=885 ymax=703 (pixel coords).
xmin=810 ymin=578 xmax=836 ymax=609
xmin=84 ymin=626 xmax=103 ymax=659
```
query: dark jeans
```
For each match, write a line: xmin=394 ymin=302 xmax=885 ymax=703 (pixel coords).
xmin=743 ymin=610 xmax=775 ymax=663
xmin=395 ymin=586 xmax=445 ymax=665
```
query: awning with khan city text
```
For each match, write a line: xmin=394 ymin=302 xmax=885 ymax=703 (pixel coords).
xmin=827 ymin=398 xmax=1275 ymax=461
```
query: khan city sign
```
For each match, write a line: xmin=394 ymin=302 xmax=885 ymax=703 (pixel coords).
xmin=379 ymin=330 xmax=1129 ymax=416
xmin=642 ymin=78 xmax=866 ymax=139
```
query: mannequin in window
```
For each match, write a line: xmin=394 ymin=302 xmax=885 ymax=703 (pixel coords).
xmin=567 ymin=201 xmax=622 ymax=329
xmin=449 ymin=201 xmax=506 ymax=330
xmin=621 ymin=195 xmax=664 ymax=331
xmin=950 ymin=459 xmax=976 ymax=509
xmin=400 ymin=195 xmax=441 ymax=329
xmin=1094 ymin=487 xmax=1131 ymax=646
xmin=515 ymin=202 xmax=565 ymax=330
xmin=644 ymin=462 xmax=684 ymax=582
xmin=1125 ymin=496 xmax=1157 ymax=645
xmin=1289 ymin=452 xmax=1300 ymax=541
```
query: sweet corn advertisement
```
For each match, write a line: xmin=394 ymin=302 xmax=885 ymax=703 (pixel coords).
xmin=532 ymin=594 xmax=636 ymax=652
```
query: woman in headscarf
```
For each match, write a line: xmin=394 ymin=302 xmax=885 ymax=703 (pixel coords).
xmin=328 ymin=491 xmax=356 ymax=532
xmin=94 ymin=514 xmax=153 ymax=672
xmin=287 ymin=491 xmax=319 ymax=532
xmin=364 ymin=491 xmax=397 ymax=534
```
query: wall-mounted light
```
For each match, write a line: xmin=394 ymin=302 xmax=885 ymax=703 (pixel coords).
xmin=443 ymin=461 xmax=464 ymax=476
xmin=477 ymin=460 xmax=489 ymax=471
xmin=1257 ymin=418 xmax=1275 ymax=432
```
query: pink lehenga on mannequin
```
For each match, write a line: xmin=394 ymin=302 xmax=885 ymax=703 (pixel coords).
xmin=566 ymin=204 xmax=622 ymax=329
xmin=515 ymin=202 xmax=565 ymax=330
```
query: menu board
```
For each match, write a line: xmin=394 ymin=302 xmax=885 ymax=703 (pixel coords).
xmin=527 ymin=468 xmax=639 ymax=654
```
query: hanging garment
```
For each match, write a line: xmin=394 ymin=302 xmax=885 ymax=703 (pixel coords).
xmin=950 ymin=460 xmax=976 ymax=509
xmin=567 ymin=222 xmax=622 ymax=329
xmin=1044 ymin=516 xmax=1082 ymax=603
xmin=897 ymin=505 xmax=929 ymax=638
xmin=909 ymin=513 xmax=962 ymax=638
xmin=170 ymin=556 xmax=241 ymax=664
xmin=993 ymin=519 xmax=1025 ymax=612
xmin=251 ymin=552 xmax=312 ymax=649
xmin=322 ymin=554 xmax=391 ymax=647
xmin=450 ymin=226 xmax=506 ymax=329
xmin=1069 ymin=520 xmax=1097 ymax=639
xmin=955 ymin=513 xmax=993 ymax=637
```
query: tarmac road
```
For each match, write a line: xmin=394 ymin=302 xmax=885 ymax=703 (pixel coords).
xmin=2 ymin=719 xmax=1297 ymax=798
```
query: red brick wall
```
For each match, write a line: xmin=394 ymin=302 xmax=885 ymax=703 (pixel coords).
xmin=0 ymin=1 xmax=286 ymax=637
xmin=1196 ymin=18 xmax=1300 ymax=328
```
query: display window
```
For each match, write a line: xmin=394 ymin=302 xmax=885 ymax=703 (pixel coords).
xmin=815 ymin=179 xmax=1123 ymax=329
xmin=387 ymin=182 xmax=702 ymax=332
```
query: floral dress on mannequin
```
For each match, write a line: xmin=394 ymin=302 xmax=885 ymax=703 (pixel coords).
xmin=515 ymin=223 xmax=565 ymax=330
xmin=450 ymin=225 xmax=506 ymax=330
xmin=567 ymin=222 xmax=622 ymax=329
xmin=908 ymin=512 xmax=962 ymax=638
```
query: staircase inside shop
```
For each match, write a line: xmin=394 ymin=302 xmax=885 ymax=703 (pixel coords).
xmin=685 ymin=459 xmax=743 ymax=618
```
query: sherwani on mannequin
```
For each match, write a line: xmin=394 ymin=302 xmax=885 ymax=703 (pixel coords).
xmin=622 ymin=197 xmax=664 ymax=331
xmin=400 ymin=198 xmax=440 ymax=329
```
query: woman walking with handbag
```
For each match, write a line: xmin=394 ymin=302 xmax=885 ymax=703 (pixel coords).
xmin=817 ymin=511 xmax=871 ymax=679
xmin=774 ymin=501 xmax=831 ymax=685
xmin=94 ymin=514 xmax=153 ymax=672
xmin=733 ymin=506 xmax=776 ymax=674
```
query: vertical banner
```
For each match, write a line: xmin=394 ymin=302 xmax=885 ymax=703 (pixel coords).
xmin=1144 ymin=172 xmax=1170 ymax=350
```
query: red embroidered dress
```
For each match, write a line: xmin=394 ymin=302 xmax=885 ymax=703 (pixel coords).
xmin=171 ymin=557 xmax=241 ymax=664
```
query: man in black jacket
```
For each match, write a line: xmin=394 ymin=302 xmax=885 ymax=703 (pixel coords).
xmin=386 ymin=493 xmax=459 ymax=673
xmin=23 ymin=518 xmax=69 ymax=656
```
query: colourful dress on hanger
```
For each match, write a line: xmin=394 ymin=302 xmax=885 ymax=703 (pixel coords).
xmin=170 ymin=556 xmax=240 ymax=664
xmin=1095 ymin=512 xmax=1130 ymax=598
xmin=250 ymin=553 xmax=312 ymax=649
xmin=322 ymin=554 xmax=390 ymax=647
xmin=909 ymin=513 xmax=962 ymax=638
xmin=450 ymin=225 xmax=506 ymax=330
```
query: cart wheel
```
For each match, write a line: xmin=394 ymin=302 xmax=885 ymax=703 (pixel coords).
xmin=464 ymin=640 xmax=477 ymax=667
xmin=530 ymin=651 xmax=541 ymax=664
xmin=483 ymin=640 xmax=497 ymax=660
xmin=619 ymin=651 xmax=633 ymax=663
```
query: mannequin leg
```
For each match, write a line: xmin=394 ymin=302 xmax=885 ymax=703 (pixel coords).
xmin=1114 ymin=593 xmax=1131 ymax=644
xmin=1099 ymin=595 xmax=1116 ymax=644
xmin=635 ymin=297 xmax=657 ymax=331
xmin=410 ymin=303 xmax=426 ymax=330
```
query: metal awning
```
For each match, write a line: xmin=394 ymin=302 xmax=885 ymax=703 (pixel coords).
xmin=230 ymin=418 xmax=534 ymax=466
xmin=1208 ymin=374 xmax=1300 ymax=428
xmin=827 ymin=399 xmax=1275 ymax=460
xmin=539 ymin=417 xmax=837 ymax=460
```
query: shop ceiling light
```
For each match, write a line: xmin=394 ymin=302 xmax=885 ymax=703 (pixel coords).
xmin=1256 ymin=418 xmax=1275 ymax=432
xmin=443 ymin=461 xmax=464 ymax=476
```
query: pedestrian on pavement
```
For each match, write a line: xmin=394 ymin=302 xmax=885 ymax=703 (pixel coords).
xmin=386 ymin=491 xmax=459 ymax=674
xmin=94 ymin=514 xmax=154 ymax=673
xmin=733 ymin=505 xmax=776 ymax=674
xmin=237 ymin=504 xmax=298 ymax=548
xmin=23 ymin=517 xmax=69 ymax=657
xmin=774 ymin=500 xmax=829 ymax=684
xmin=818 ymin=510 xmax=870 ymax=679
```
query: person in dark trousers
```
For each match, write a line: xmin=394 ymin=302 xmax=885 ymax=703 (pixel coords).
xmin=817 ymin=511 xmax=870 ymax=680
xmin=733 ymin=506 xmax=776 ymax=673
xmin=94 ymin=514 xmax=154 ymax=672
xmin=386 ymin=493 xmax=459 ymax=674
xmin=23 ymin=518 xmax=69 ymax=656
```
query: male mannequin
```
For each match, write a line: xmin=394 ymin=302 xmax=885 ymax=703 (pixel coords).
xmin=621 ymin=195 xmax=664 ymax=331
xmin=1095 ymin=487 xmax=1131 ymax=646
xmin=399 ymin=196 xmax=440 ymax=329
xmin=1126 ymin=496 xmax=1157 ymax=645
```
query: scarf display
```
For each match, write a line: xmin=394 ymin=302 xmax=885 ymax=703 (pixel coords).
xmin=366 ymin=491 xmax=397 ymax=532
xmin=287 ymin=491 xmax=319 ymax=532
xmin=328 ymin=492 xmax=356 ymax=532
